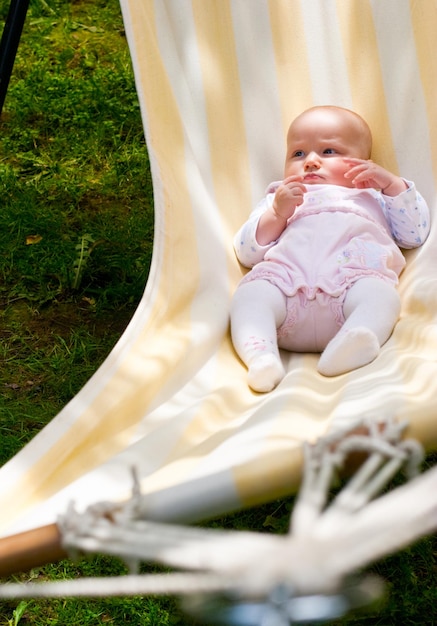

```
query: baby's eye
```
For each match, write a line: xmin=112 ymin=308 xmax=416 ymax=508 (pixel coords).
xmin=292 ymin=150 xmax=305 ymax=158
xmin=323 ymin=148 xmax=337 ymax=155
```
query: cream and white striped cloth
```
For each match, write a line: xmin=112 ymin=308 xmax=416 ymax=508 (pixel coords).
xmin=0 ymin=0 xmax=436 ymax=538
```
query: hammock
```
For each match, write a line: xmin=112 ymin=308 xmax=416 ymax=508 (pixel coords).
xmin=0 ymin=0 xmax=435 ymax=567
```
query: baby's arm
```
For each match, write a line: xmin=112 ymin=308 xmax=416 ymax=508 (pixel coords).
xmin=233 ymin=197 xmax=279 ymax=268
xmin=234 ymin=177 xmax=306 ymax=267
xmin=383 ymin=182 xmax=430 ymax=248
xmin=256 ymin=176 xmax=306 ymax=245
xmin=343 ymin=159 xmax=430 ymax=248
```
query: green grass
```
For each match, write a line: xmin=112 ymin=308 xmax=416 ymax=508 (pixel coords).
xmin=0 ymin=0 xmax=153 ymax=463
xmin=0 ymin=1 xmax=436 ymax=624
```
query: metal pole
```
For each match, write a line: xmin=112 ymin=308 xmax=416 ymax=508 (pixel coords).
xmin=0 ymin=0 xmax=30 ymax=115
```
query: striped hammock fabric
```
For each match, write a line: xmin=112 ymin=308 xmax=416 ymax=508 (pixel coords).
xmin=0 ymin=0 xmax=436 ymax=539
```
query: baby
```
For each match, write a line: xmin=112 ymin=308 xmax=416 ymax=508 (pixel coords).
xmin=231 ymin=105 xmax=430 ymax=392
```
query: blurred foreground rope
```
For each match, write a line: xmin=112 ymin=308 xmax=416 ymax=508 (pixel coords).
xmin=0 ymin=417 xmax=435 ymax=624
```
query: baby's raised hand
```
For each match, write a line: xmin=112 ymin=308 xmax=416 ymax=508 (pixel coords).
xmin=272 ymin=176 xmax=306 ymax=219
xmin=343 ymin=158 xmax=407 ymax=196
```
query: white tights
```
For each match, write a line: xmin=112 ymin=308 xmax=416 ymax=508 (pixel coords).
xmin=230 ymin=278 xmax=401 ymax=392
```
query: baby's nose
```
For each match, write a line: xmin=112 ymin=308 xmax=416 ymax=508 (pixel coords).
xmin=304 ymin=152 xmax=321 ymax=170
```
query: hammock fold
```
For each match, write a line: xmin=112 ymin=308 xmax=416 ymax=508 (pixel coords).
xmin=0 ymin=0 xmax=436 ymax=539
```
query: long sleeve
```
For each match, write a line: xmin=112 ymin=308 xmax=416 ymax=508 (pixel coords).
xmin=383 ymin=181 xmax=430 ymax=249
xmin=233 ymin=192 xmax=279 ymax=268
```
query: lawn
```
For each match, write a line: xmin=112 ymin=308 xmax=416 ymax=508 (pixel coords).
xmin=0 ymin=0 xmax=153 ymax=464
xmin=0 ymin=1 xmax=436 ymax=625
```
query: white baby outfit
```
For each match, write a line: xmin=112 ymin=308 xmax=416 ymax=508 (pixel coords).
xmin=234 ymin=182 xmax=430 ymax=352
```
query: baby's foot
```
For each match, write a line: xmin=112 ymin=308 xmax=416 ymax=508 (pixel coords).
xmin=317 ymin=327 xmax=380 ymax=377
xmin=247 ymin=354 xmax=285 ymax=392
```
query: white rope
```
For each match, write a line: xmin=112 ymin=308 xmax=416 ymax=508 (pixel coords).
xmin=0 ymin=417 xmax=434 ymax=620
xmin=291 ymin=417 xmax=424 ymax=535
xmin=0 ymin=573 xmax=231 ymax=599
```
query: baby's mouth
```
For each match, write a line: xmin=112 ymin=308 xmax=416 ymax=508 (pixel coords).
xmin=304 ymin=173 xmax=323 ymax=182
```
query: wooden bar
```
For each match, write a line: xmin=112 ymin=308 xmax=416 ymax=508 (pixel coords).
xmin=0 ymin=524 xmax=67 ymax=577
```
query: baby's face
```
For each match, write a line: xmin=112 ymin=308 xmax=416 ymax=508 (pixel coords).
xmin=284 ymin=108 xmax=370 ymax=187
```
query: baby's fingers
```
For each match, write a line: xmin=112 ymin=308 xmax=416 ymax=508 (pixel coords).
xmin=343 ymin=161 xmax=370 ymax=180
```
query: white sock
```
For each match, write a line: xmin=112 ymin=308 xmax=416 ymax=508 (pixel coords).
xmin=231 ymin=280 xmax=287 ymax=392
xmin=317 ymin=326 xmax=380 ymax=376
xmin=247 ymin=352 xmax=285 ymax=392
xmin=317 ymin=278 xmax=400 ymax=377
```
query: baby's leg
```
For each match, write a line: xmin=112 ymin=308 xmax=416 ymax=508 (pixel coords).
xmin=317 ymin=277 xmax=401 ymax=377
xmin=231 ymin=280 xmax=287 ymax=392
